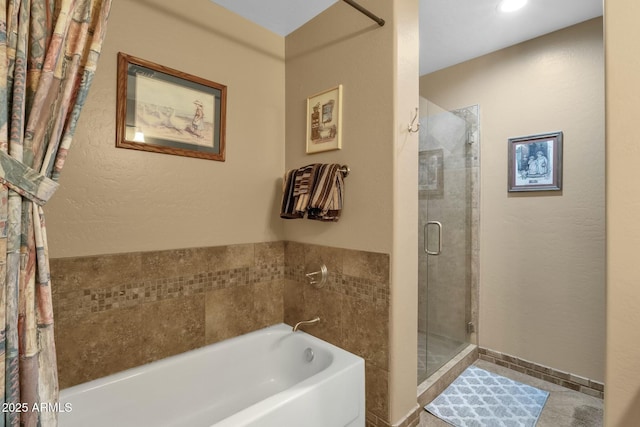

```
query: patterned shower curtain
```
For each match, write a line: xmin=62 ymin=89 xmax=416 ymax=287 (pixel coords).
xmin=0 ymin=0 xmax=111 ymax=426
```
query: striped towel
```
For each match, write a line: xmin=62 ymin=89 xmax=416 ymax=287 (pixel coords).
xmin=307 ymin=164 xmax=343 ymax=222
xmin=280 ymin=169 xmax=304 ymax=219
xmin=280 ymin=164 xmax=320 ymax=219
xmin=280 ymin=163 xmax=344 ymax=221
xmin=293 ymin=164 xmax=320 ymax=214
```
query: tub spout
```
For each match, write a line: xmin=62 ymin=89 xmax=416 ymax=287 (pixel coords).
xmin=292 ymin=317 xmax=321 ymax=332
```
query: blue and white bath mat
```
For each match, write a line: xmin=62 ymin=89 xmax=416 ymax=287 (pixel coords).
xmin=425 ymin=365 xmax=549 ymax=427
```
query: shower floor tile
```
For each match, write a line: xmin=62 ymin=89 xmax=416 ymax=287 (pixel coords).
xmin=419 ymin=359 xmax=604 ymax=427
xmin=418 ymin=332 xmax=467 ymax=380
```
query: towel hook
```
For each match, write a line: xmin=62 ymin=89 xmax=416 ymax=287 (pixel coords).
xmin=408 ymin=107 xmax=420 ymax=133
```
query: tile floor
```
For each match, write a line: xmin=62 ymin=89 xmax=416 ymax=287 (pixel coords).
xmin=418 ymin=332 xmax=468 ymax=381
xmin=419 ymin=359 xmax=604 ymax=427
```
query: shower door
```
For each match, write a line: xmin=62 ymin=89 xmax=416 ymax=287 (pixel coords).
xmin=417 ymin=99 xmax=479 ymax=383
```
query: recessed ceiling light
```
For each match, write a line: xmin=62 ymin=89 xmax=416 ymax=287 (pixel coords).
xmin=498 ymin=0 xmax=527 ymax=13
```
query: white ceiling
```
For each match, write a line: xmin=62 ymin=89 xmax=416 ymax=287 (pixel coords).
xmin=211 ymin=0 xmax=603 ymax=76
xmin=211 ymin=0 xmax=338 ymax=36
xmin=421 ymin=0 xmax=603 ymax=75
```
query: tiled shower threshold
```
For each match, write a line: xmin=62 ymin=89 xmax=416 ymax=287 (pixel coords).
xmin=417 ymin=343 xmax=478 ymax=408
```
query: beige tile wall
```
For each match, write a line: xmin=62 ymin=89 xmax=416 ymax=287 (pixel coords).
xmin=283 ymin=242 xmax=391 ymax=424
xmin=51 ymin=241 xmax=392 ymax=425
xmin=51 ymin=242 xmax=285 ymax=389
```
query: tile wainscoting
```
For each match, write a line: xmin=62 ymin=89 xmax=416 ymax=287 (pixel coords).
xmin=283 ymin=241 xmax=390 ymax=424
xmin=51 ymin=241 xmax=392 ymax=425
xmin=51 ymin=242 xmax=285 ymax=389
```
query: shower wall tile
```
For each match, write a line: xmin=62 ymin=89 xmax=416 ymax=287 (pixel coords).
xmin=364 ymin=364 xmax=389 ymax=424
xmin=342 ymin=294 xmax=389 ymax=371
xmin=255 ymin=241 xmax=285 ymax=265
xmin=53 ymin=240 xmax=390 ymax=425
xmin=50 ymin=251 xmax=144 ymax=293
xmin=252 ymin=279 xmax=285 ymax=328
xmin=343 ymin=249 xmax=390 ymax=284
xmin=56 ymin=295 xmax=205 ymax=389
xmin=140 ymin=249 xmax=181 ymax=280
xmin=282 ymin=242 xmax=391 ymax=424
xmin=283 ymin=278 xmax=305 ymax=323
xmin=306 ymin=244 xmax=345 ymax=275
xmin=204 ymin=279 xmax=284 ymax=343
xmin=301 ymin=287 xmax=344 ymax=344
xmin=204 ymin=284 xmax=256 ymax=343
xmin=52 ymin=242 xmax=285 ymax=389
xmin=204 ymin=243 xmax=256 ymax=271
xmin=284 ymin=240 xmax=305 ymax=269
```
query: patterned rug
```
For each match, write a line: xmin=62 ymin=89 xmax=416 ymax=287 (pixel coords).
xmin=425 ymin=365 xmax=549 ymax=427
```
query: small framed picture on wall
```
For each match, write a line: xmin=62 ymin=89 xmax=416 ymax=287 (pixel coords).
xmin=508 ymin=131 xmax=563 ymax=192
xmin=306 ymin=85 xmax=343 ymax=154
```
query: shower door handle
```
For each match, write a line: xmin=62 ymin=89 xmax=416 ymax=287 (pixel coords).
xmin=424 ymin=221 xmax=442 ymax=256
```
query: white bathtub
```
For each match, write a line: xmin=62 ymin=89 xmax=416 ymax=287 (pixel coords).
xmin=59 ymin=323 xmax=365 ymax=427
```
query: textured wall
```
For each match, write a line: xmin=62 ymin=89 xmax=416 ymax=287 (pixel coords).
xmin=45 ymin=0 xmax=286 ymax=258
xmin=421 ymin=19 xmax=605 ymax=382
xmin=283 ymin=0 xmax=395 ymax=254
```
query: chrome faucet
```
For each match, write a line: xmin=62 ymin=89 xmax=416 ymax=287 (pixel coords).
xmin=292 ymin=316 xmax=321 ymax=332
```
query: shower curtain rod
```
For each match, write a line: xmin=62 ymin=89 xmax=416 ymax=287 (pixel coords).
xmin=342 ymin=0 xmax=385 ymax=27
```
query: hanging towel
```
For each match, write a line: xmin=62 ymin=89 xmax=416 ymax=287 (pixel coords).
xmin=307 ymin=163 xmax=344 ymax=222
xmin=280 ymin=164 xmax=321 ymax=219
xmin=280 ymin=169 xmax=304 ymax=219
xmin=293 ymin=163 xmax=320 ymax=214
xmin=280 ymin=163 xmax=344 ymax=221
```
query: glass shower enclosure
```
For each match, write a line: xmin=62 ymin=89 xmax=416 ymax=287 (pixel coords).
xmin=417 ymin=99 xmax=479 ymax=383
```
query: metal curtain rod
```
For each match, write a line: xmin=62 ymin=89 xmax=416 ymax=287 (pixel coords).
xmin=342 ymin=0 xmax=385 ymax=27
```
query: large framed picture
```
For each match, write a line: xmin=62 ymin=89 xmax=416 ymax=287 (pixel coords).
xmin=508 ymin=131 xmax=563 ymax=192
xmin=116 ymin=52 xmax=227 ymax=161
xmin=306 ymin=85 xmax=343 ymax=154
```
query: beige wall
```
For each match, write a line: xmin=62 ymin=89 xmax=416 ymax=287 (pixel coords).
xmin=46 ymin=0 xmax=286 ymax=258
xmin=421 ymin=19 xmax=605 ymax=382
xmin=284 ymin=0 xmax=394 ymax=254
xmin=390 ymin=0 xmax=420 ymax=422
xmin=605 ymin=0 xmax=640 ymax=425
xmin=284 ymin=0 xmax=419 ymax=424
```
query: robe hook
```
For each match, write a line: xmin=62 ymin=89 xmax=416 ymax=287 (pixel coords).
xmin=408 ymin=108 xmax=420 ymax=133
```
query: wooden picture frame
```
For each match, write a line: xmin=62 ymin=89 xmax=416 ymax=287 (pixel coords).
xmin=306 ymin=85 xmax=343 ymax=154
xmin=508 ymin=131 xmax=563 ymax=192
xmin=116 ymin=52 xmax=227 ymax=161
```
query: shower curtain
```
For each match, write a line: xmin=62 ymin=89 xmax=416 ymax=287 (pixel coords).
xmin=0 ymin=0 xmax=111 ymax=425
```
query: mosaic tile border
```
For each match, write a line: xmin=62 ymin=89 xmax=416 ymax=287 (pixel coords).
xmin=53 ymin=241 xmax=390 ymax=316
xmin=56 ymin=264 xmax=284 ymax=316
xmin=285 ymin=266 xmax=389 ymax=306
xmin=479 ymin=347 xmax=604 ymax=399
